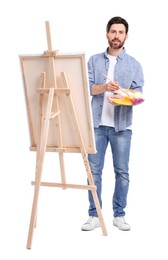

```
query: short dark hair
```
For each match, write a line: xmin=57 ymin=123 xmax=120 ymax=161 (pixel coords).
xmin=106 ymin=16 xmax=129 ymax=34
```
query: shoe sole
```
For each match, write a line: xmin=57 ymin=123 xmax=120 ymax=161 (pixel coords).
xmin=81 ymin=224 xmax=100 ymax=231
xmin=113 ymin=223 xmax=131 ymax=231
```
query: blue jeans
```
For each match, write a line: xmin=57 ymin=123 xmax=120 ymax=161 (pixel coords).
xmin=88 ymin=126 xmax=132 ymax=217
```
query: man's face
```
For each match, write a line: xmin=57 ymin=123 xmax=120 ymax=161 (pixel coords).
xmin=106 ymin=23 xmax=128 ymax=49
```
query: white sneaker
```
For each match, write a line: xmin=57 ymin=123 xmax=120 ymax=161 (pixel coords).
xmin=81 ymin=216 xmax=100 ymax=231
xmin=113 ymin=216 xmax=131 ymax=231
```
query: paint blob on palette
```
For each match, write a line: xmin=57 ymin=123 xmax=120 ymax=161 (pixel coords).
xmin=108 ymin=89 xmax=144 ymax=106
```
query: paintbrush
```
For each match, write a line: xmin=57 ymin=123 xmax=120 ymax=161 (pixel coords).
xmin=102 ymin=73 xmax=131 ymax=97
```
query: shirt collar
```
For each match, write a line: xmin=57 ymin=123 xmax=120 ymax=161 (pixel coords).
xmin=105 ymin=47 xmax=126 ymax=60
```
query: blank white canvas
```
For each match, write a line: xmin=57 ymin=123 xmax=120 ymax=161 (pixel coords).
xmin=20 ymin=53 xmax=96 ymax=153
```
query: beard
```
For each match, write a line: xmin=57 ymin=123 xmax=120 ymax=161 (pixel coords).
xmin=108 ymin=38 xmax=126 ymax=49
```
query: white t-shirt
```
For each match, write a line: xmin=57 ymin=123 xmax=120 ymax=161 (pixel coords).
xmin=100 ymin=54 xmax=132 ymax=129
xmin=100 ymin=55 xmax=116 ymax=127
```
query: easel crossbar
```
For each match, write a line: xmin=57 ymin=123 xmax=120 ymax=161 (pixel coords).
xmin=38 ymin=88 xmax=70 ymax=95
xmin=31 ymin=181 xmax=96 ymax=190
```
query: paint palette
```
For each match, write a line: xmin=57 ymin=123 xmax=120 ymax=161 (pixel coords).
xmin=109 ymin=89 xmax=145 ymax=106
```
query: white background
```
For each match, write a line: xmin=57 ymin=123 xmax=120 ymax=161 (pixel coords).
xmin=0 ymin=0 xmax=168 ymax=259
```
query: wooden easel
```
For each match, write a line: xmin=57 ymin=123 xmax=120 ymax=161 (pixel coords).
xmin=24 ymin=21 xmax=107 ymax=249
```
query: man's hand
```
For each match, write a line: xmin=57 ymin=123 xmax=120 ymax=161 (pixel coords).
xmin=107 ymin=93 xmax=123 ymax=106
xmin=106 ymin=81 xmax=120 ymax=92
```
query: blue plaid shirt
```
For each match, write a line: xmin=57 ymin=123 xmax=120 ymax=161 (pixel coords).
xmin=88 ymin=48 xmax=144 ymax=132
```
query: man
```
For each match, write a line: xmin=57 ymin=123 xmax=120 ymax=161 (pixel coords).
xmin=81 ymin=16 xmax=144 ymax=231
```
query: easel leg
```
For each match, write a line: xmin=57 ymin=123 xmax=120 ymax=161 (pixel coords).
xmin=90 ymin=188 xmax=107 ymax=235
xmin=84 ymin=155 xmax=107 ymax=236
xmin=59 ymin=152 xmax=66 ymax=188
xmin=26 ymin=89 xmax=54 ymax=249
xmin=60 ymin=72 xmax=107 ymax=236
